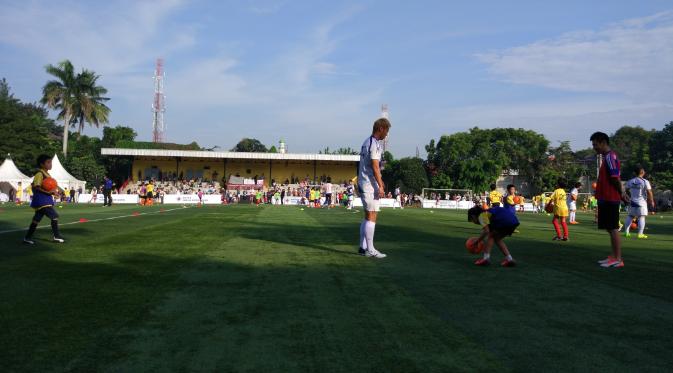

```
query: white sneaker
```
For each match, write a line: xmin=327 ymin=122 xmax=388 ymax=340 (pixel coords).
xmin=366 ymin=248 xmax=387 ymax=258
xmin=23 ymin=238 xmax=35 ymax=245
xmin=53 ymin=236 xmax=65 ymax=243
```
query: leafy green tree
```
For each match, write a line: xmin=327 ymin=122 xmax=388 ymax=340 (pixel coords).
xmin=231 ymin=138 xmax=267 ymax=152
xmin=41 ymin=60 xmax=79 ymax=158
xmin=100 ymin=125 xmax=137 ymax=185
xmin=268 ymin=145 xmax=278 ymax=153
xmin=649 ymin=121 xmax=673 ymax=190
xmin=426 ymin=127 xmax=549 ymax=193
xmin=396 ymin=157 xmax=428 ymax=193
xmin=611 ymin=125 xmax=654 ymax=180
xmin=0 ymin=78 xmax=60 ymax=173
xmin=70 ymin=69 xmax=110 ymax=134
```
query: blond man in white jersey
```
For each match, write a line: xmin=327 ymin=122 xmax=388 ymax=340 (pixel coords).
xmin=357 ymin=118 xmax=391 ymax=258
xmin=624 ymin=166 xmax=654 ymax=239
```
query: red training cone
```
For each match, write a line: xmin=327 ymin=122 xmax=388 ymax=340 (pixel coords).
xmin=78 ymin=218 xmax=89 ymax=223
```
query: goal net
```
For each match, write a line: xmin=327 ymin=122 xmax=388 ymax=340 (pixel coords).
xmin=421 ymin=188 xmax=475 ymax=209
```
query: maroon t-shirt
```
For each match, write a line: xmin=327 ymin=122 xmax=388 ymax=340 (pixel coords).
xmin=596 ymin=150 xmax=621 ymax=202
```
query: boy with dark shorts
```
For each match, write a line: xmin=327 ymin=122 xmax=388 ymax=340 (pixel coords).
xmin=591 ymin=132 xmax=629 ymax=268
xmin=468 ymin=205 xmax=519 ymax=267
xmin=23 ymin=154 xmax=65 ymax=244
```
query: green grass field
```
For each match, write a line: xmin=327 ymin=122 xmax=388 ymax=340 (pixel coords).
xmin=1 ymin=203 xmax=672 ymax=372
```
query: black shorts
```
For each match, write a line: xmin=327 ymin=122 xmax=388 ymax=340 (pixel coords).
xmin=33 ymin=207 xmax=59 ymax=222
xmin=492 ymin=202 xmax=501 ymax=207
xmin=597 ymin=201 xmax=620 ymax=230
xmin=146 ymin=192 xmax=153 ymax=198
xmin=489 ymin=223 xmax=519 ymax=238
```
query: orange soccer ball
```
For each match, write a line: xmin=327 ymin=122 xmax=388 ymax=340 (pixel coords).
xmin=630 ymin=221 xmax=638 ymax=230
xmin=545 ymin=203 xmax=554 ymax=214
xmin=591 ymin=182 xmax=597 ymax=190
xmin=513 ymin=196 xmax=521 ymax=204
xmin=42 ymin=177 xmax=58 ymax=192
xmin=465 ymin=237 xmax=484 ymax=254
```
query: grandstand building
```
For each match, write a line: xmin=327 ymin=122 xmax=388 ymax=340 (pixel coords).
xmin=101 ymin=148 xmax=359 ymax=187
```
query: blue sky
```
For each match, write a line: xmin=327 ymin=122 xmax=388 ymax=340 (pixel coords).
xmin=2 ymin=0 xmax=673 ymax=156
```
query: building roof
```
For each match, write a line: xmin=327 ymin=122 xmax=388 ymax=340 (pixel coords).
xmin=101 ymin=148 xmax=360 ymax=162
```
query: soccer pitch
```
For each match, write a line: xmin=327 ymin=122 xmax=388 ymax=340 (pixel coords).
xmin=1 ymin=204 xmax=672 ymax=372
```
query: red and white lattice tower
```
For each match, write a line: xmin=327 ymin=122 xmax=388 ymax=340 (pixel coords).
xmin=380 ymin=104 xmax=389 ymax=152
xmin=152 ymin=58 xmax=166 ymax=143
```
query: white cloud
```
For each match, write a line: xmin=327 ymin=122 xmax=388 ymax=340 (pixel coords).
xmin=477 ymin=10 xmax=673 ymax=100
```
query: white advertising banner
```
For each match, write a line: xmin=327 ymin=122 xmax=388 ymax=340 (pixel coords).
xmin=422 ymin=200 xmax=475 ymax=209
xmin=77 ymin=194 xmax=139 ymax=204
xmin=163 ymin=194 xmax=223 ymax=204
xmin=352 ymin=198 xmax=397 ymax=208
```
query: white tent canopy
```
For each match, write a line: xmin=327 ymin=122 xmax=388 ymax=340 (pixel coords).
xmin=0 ymin=156 xmax=33 ymax=201
xmin=50 ymin=154 xmax=86 ymax=191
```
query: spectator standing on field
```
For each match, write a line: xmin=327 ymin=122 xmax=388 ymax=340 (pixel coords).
xmin=103 ymin=176 xmax=114 ymax=207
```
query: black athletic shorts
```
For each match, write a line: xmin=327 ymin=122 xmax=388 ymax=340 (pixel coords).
xmin=489 ymin=223 xmax=519 ymax=238
xmin=597 ymin=201 xmax=620 ymax=230
xmin=146 ymin=192 xmax=153 ymax=199
xmin=33 ymin=207 xmax=59 ymax=222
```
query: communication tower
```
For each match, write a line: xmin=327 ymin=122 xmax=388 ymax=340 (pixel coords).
xmin=152 ymin=58 xmax=166 ymax=143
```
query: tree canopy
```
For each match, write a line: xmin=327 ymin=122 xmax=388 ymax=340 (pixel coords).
xmin=231 ymin=138 xmax=268 ymax=152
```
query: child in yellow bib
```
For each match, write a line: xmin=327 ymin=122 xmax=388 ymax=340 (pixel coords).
xmin=548 ymin=179 xmax=569 ymax=241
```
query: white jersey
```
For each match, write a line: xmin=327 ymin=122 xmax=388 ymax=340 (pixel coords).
xmin=626 ymin=177 xmax=651 ymax=206
xmin=358 ymin=136 xmax=382 ymax=193
xmin=568 ymin=188 xmax=578 ymax=208
xmin=324 ymin=182 xmax=333 ymax=194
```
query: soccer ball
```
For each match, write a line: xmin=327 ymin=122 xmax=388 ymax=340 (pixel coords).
xmin=545 ymin=203 xmax=554 ymax=214
xmin=513 ymin=196 xmax=521 ymax=204
xmin=42 ymin=177 xmax=57 ymax=192
xmin=630 ymin=221 xmax=638 ymax=230
xmin=465 ymin=237 xmax=484 ymax=254
xmin=591 ymin=182 xmax=597 ymax=190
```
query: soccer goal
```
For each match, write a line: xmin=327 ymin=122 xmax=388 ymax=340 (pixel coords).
xmin=421 ymin=188 xmax=474 ymax=209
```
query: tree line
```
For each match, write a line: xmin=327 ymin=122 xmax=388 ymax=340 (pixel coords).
xmin=2 ymin=59 xmax=672 ymax=194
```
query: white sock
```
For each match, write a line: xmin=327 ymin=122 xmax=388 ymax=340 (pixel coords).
xmin=625 ymin=215 xmax=633 ymax=233
xmin=638 ymin=216 xmax=646 ymax=234
xmin=359 ymin=220 xmax=367 ymax=249
xmin=506 ymin=254 xmax=513 ymax=261
xmin=365 ymin=221 xmax=376 ymax=252
xmin=570 ymin=211 xmax=575 ymax=222
xmin=483 ymin=253 xmax=490 ymax=260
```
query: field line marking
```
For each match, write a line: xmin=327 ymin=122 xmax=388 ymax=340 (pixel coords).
xmin=0 ymin=207 xmax=188 ymax=235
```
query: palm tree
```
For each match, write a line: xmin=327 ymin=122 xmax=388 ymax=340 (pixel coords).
xmin=71 ymin=69 xmax=110 ymax=135
xmin=41 ymin=60 xmax=77 ymax=157
xmin=41 ymin=61 xmax=110 ymax=157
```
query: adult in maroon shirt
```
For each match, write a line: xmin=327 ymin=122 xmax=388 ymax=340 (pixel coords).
xmin=591 ymin=132 xmax=630 ymax=268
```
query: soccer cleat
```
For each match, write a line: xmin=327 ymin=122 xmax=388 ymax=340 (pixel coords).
xmin=365 ymin=248 xmax=387 ymax=258
xmin=358 ymin=247 xmax=366 ymax=256
xmin=562 ymin=237 xmax=569 ymax=241
xmin=552 ymin=236 xmax=562 ymax=241
xmin=600 ymin=258 xmax=624 ymax=268
xmin=637 ymin=234 xmax=648 ymax=239
xmin=500 ymin=259 xmax=517 ymax=267
xmin=53 ymin=236 xmax=65 ymax=243
xmin=23 ymin=238 xmax=35 ymax=245
xmin=474 ymin=258 xmax=490 ymax=266
xmin=597 ymin=256 xmax=614 ymax=265
xmin=624 ymin=232 xmax=631 ymax=238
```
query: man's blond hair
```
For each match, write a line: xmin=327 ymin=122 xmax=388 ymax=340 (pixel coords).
xmin=372 ymin=117 xmax=391 ymax=133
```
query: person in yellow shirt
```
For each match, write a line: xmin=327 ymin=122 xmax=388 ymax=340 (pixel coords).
xmin=488 ymin=184 xmax=502 ymax=207
xmin=547 ymin=179 xmax=569 ymax=241
xmin=518 ymin=195 xmax=525 ymax=212
xmin=23 ymin=154 xmax=65 ymax=244
xmin=146 ymin=180 xmax=155 ymax=206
